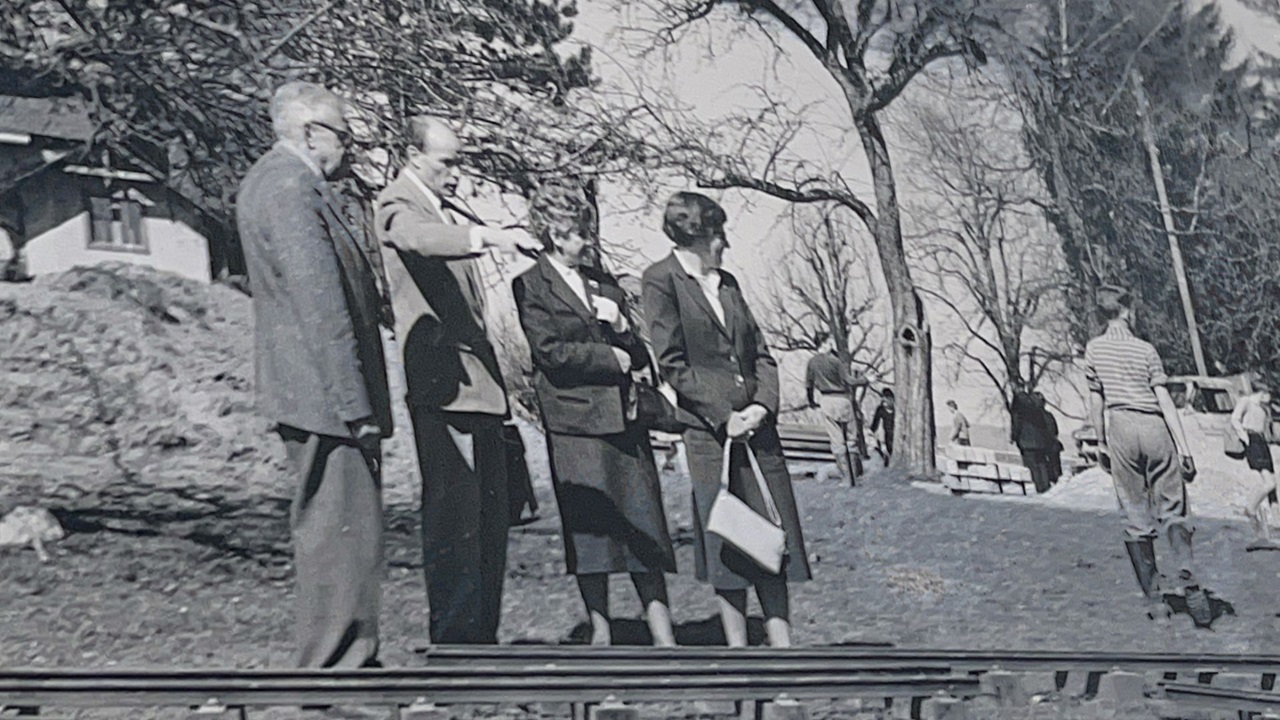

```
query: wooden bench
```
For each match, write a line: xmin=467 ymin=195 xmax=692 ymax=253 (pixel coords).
xmin=940 ymin=445 xmax=1034 ymax=495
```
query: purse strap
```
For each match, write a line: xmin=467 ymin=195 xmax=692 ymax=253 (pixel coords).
xmin=720 ymin=439 xmax=783 ymax=527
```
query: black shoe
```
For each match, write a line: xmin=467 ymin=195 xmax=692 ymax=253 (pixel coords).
xmin=1124 ymin=538 xmax=1161 ymax=600
xmin=1184 ymin=585 xmax=1213 ymax=629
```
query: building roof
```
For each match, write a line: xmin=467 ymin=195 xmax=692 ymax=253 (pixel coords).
xmin=0 ymin=95 xmax=95 ymax=142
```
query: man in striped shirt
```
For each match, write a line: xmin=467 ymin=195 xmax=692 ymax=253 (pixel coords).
xmin=1083 ymin=285 xmax=1211 ymax=627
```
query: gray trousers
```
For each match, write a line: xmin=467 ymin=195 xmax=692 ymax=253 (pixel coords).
xmin=410 ymin=409 xmax=510 ymax=644
xmin=817 ymin=394 xmax=853 ymax=464
xmin=278 ymin=424 xmax=383 ymax=668
xmin=1106 ymin=410 xmax=1195 ymax=583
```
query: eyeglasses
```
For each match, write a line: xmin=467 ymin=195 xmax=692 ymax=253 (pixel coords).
xmin=308 ymin=120 xmax=352 ymax=147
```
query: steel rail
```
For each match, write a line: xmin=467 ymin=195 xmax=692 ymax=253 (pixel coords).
xmin=1162 ymin=682 xmax=1280 ymax=713
xmin=0 ymin=670 xmax=978 ymax=707
xmin=415 ymin=646 xmax=1280 ymax=673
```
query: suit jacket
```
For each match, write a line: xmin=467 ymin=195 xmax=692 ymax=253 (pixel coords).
xmin=235 ymin=144 xmax=392 ymax=438
xmin=512 ymin=255 xmax=650 ymax=436
xmin=373 ymin=171 xmax=508 ymax=416
xmin=641 ymin=253 xmax=780 ymax=432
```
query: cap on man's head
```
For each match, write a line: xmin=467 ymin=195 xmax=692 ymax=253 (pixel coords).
xmin=1096 ymin=284 xmax=1132 ymax=314
xmin=946 ymin=399 xmax=957 ymax=409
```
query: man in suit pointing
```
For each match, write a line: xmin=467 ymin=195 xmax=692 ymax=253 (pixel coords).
xmin=375 ymin=116 xmax=539 ymax=644
xmin=237 ymin=82 xmax=392 ymax=671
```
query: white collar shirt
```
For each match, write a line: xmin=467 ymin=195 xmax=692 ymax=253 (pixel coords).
xmin=673 ymin=250 xmax=725 ymax=326
xmin=546 ymin=255 xmax=591 ymax=310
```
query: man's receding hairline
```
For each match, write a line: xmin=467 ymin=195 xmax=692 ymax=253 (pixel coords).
xmin=409 ymin=116 xmax=459 ymax=152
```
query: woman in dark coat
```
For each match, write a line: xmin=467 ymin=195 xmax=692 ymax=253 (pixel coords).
xmin=641 ymin=191 xmax=811 ymax=648
xmin=512 ymin=183 xmax=677 ymax=646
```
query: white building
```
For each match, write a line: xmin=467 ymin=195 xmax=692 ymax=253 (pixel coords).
xmin=0 ymin=95 xmax=238 ymax=283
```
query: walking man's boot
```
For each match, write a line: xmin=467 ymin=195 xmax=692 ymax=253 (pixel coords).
xmin=1166 ymin=523 xmax=1213 ymax=628
xmin=1245 ymin=505 xmax=1279 ymax=551
xmin=1124 ymin=537 xmax=1168 ymax=622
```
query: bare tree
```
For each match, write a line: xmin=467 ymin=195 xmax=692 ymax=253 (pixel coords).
xmin=898 ymin=80 xmax=1071 ymax=415
xmin=761 ymin=205 xmax=886 ymax=368
xmin=612 ymin=0 xmax=1015 ymax=474
xmin=760 ymin=204 xmax=886 ymax=473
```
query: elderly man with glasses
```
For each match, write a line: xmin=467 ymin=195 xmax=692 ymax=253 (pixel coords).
xmin=237 ymin=81 xmax=393 ymax=682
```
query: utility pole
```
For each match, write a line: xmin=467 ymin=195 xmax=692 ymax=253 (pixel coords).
xmin=1130 ymin=70 xmax=1209 ymax=377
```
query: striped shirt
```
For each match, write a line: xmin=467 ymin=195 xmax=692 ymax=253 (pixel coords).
xmin=1082 ymin=323 xmax=1167 ymax=414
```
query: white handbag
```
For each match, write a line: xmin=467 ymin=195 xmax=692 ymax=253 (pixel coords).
xmin=705 ymin=439 xmax=787 ymax=574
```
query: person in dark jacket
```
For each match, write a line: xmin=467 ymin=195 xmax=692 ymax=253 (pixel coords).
xmin=870 ymin=388 xmax=896 ymax=462
xmin=642 ymin=191 xmax=811 ymax=648
xmin=512 ymin=182 xmax=677 ymax=646
xmin=1012 ymin=389 xmax=1056 ymax=493
xmin=236 ymin=82 xmax=391 ymax=671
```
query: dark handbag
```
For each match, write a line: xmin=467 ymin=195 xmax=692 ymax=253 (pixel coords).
xmin=502 ymin=423 xmax=538 ymax=524
xmin=631 ymin=379 xmax=686 ymax=434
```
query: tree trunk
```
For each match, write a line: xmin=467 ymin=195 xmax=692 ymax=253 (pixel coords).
xmin=856 ymin=114 xmax=936 ymax=475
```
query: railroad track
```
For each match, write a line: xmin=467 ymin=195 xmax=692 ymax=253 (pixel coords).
xmin=3 ymin=647 xmax=1280 ymax=718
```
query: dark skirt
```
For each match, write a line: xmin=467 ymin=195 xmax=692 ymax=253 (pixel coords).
xmin=1247 ymin=431 xmax=1274 ymax=472
xmin=546 ymin=423 xmax=677 ymax=575
xmin=684 ymin=423 xmax=812 ymax=590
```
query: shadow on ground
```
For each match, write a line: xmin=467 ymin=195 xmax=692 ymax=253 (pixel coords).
xmin=43 ymin=478 xmax=424 ymax=572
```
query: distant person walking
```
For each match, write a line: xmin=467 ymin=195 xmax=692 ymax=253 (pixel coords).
xmin=945 ymin=400 xmax=970 ymax=447
xmin=869 ymin=388 xmax=896 ymax=462
xmin=1231 ymin=385 xmax=1278 ymax=550
xmin=237 ymin=82 xmax=392 ymax=670
xmin=1084 ymin=285 xmax=1212 ymax=626
xmin=805 ymin=334 xmax=860 ymax=482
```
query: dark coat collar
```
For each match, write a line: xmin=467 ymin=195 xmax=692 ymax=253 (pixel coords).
xmin=664 ymin=252 xmax=734 ymax=340
xmin=537 ymin=253 xmax=595 ymax=322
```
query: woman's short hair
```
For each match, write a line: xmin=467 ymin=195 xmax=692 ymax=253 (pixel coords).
xmin=662 ymin=191 xmax=726 ymax=247
xmin=528 ymin=179 xmax=596 ymax=250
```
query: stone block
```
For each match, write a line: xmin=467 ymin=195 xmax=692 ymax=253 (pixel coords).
xmin=588 ymin=698 xmax=640 ymax=720
xmin=186 ymin=702 xmax=247 ymax=719
xmin=1019 ymin=671 xmax=1058 ymax=698
xmin=1095 ymin=670 xmax=1147 ymax=706
xmin=979 ymin=670 xmax=1029 ymax=706
xmin=759 ymin=695 xmax=808 ymax=720
xmin=1211 ymin=672 xmax=1262 ymax=691
xmin=1077 ymin=699 xmax=1123 ymax=719
xmin=920 ymin=696 xmax=968 ymax=720
xmin=400 ymin=700 xmax=451 ymax=720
